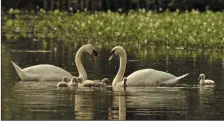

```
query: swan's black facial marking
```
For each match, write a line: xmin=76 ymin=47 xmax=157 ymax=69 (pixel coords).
xmin=110 ymin=50 xmax=115 ymax=56
xmin=109 ymin=50 xmax=115 ymax=61
xmin=92 ymin=49 xmax=98 ymax=56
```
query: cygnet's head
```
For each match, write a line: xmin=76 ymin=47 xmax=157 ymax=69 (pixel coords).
xmin=69 ymin=77 xmax=78 ymax=86
xmin=123 ymin=77 xmax=127 ymax=87
xmin=76 ymin=77 xmax=84 ymax=84
xmin=71 ymin=77 xmax=77 ymax=82
xmin=198 ymin=74 xmax=205 ymax=81
xmin=62 ymin=77 xmax=69 ymax=82
xmin=101 ymin=78 xmax=109 ymax=85
xmin=109 ymin=46 xmax=126 ymax=61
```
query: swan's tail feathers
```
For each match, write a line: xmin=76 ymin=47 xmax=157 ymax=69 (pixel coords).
xmin=177 ymin=73 xmax=189 ymax=80
xmin=159 ymin=73 xmax=189 ymax=86
xmin=11 ymin=61 xmax=26 ymax=80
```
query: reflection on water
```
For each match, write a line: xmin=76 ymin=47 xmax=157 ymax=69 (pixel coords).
xmin=198 ymin=85 xmax=216 ymax=119
xmin=74 ymin=88 xmax=109 ymax=120
xmin=109 ymin=87 xmax=127 ymax=120
xmin=115 ymin=87 xmax=189 ymax=120
xmin=2 ymin=43 xmax=224 ymax=120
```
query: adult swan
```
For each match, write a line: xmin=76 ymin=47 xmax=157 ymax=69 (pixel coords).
xmin=109 ymin=46 xmax=189 ymax=87
xmin=11 ymin=44 xmax=98 ymax=81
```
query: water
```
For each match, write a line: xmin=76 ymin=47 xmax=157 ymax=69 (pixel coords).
xmin=2 ymin=43 xmax=224 ymax=120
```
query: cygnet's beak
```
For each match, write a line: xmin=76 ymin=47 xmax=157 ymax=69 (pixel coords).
xmin=198 ymin=75 xmax=201 ymax=81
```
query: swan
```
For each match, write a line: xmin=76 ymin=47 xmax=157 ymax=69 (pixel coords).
xmin=109 ymin=46 xmax=189 ymax=87
xmin=75 ymin=77 xmax=109 ymax=87
xmin=57 ymin=77 xmax=69 ymax=87
xmin=198 ymin=74 xmax=215 ymax=85
xmin=11 ymin=44 xmax=98 ymax=81
xmin=68 ymin=76 xmax=78 ymax=87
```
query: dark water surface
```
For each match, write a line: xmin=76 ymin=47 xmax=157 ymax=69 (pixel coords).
xmin=2 ymin=43 xmax=224 ymax=120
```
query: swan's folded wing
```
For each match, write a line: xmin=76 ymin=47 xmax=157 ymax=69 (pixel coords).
xmin=23 ymin=65 xmax=73 ymax=80
xmin=159 ymin=78 xmax=179 ymax=86
xmin=127 ymin=69 xmax=176 ymax=86
xmin=159 ymin=73 xmax=189 ymax=86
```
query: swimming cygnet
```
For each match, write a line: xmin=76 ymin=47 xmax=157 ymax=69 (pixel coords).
xmin=57 ymin=77 xmax=69 ymax=87
xmin=68 ymin=76 xmax=78 ymax=87
xmin=198 ymin=74 xmax=215 ymax=85
xmin=76 ymin=77 xmax=109 ymax=87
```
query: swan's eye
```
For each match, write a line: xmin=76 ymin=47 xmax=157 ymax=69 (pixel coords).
xmin=92 ymin=50 xmax=98 ymax=56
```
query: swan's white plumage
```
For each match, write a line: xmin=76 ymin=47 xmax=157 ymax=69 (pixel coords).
xmin=126 ymin=69 xmax=175 ymax=86
xmin=12 ymin=61 xmax=72 ymax=81
xmin=110 ymin=46 xmax=189 ymax=87
xmin=117 ymin=69 xmax=188 ymax=86
xmin=158 ymin=73 xmax=189 ymax=86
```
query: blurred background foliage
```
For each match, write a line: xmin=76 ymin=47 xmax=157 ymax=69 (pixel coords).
xmin=1 ymin=0 xmax=224 ymax=50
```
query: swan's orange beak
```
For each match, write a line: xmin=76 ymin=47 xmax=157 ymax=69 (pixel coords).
xmin=109 ymin=50 xmax=115 ymax=61
xmin=109 ymin=55 xmax=114 ymax=61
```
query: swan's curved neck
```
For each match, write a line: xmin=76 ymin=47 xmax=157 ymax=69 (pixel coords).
xmin=112 ymin=52 xmax=127 ymax=86
xmin=201 ymin=76 xmax=205 ymax=82
xmin=75 ymin=47 xmax=87 ymax=80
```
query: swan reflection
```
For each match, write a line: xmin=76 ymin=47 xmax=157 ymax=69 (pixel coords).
xmin=109 ymin=87 xmax=127 ymax=120
xmin=111 ymin=86 xmax=188 ymax=120
xmin=74 ymin=88 xmax=109 ymax=120
xmin=198 ymin=85 xmax=216 ymax=118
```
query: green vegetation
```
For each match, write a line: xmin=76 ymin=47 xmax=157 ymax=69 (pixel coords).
xmin=2 ymin=9 xmax=224 ymax=49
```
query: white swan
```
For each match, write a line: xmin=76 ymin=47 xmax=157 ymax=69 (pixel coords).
xmin=68 ymin=76 xmax=78 ymax=87
xmin=57 ymin=77 xmax=69 ymax=87
xmin=76 ymin=77 xmax=108 ymax=87
xmin=198 ymin=74 xmax=215 ymax=85
xmin=11 ymin=44 xmax=98 ymax=81
xmin=109 ymin=46 xmax=189 ymax=87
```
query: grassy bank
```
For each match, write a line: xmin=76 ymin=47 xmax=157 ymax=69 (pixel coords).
xmin=2 ymin=9 xmax=224 ymax=49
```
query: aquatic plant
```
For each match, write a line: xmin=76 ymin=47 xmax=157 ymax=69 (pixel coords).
xmin=2 ymin=9 xmax=224 ymax=49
